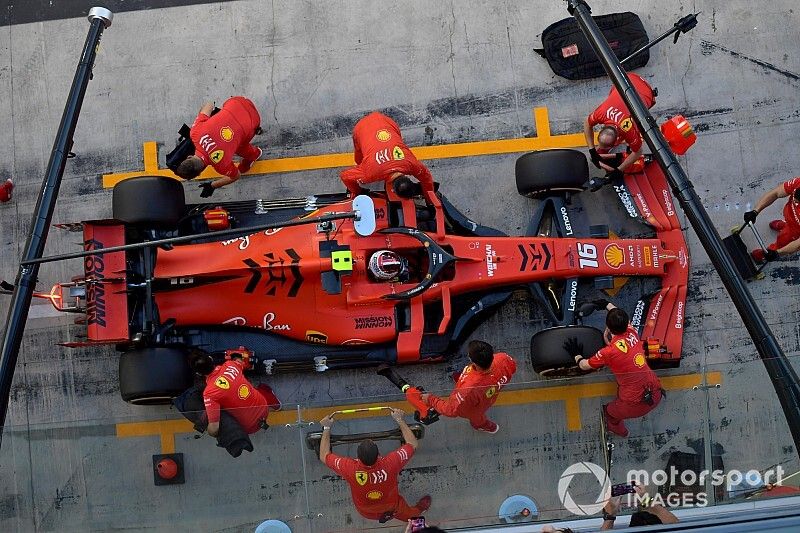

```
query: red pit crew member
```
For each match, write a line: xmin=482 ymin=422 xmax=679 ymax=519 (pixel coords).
xmin=190 ymin=351 xmax=280 ymax=436
xmin=744 ymin=177 xmax=800 ymax=262
xmin=174 ymin=96 xmax=263 ymax=197
xmin=421 ymin=340 xmax=517 ymax=434
xmin=564 ymin=300 xmax=663 ymax=437
xmin=0 ymin=178 xmax=13 ymax=203
xmin=584 ymin=73 xmax=656 ymax=182
xmin=340 ymin=112 xmax=434 ymax=197
xmin=319 ymin=408 xmax=431 ymax=523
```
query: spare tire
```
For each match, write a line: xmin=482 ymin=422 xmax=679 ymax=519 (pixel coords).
xmin=516 ymin=149 xmax=589 ymax=198
xmin=119 ymin=346 xmax=193 ymax=405
xmin=113 ymin=176 xmax=185 ymax=227
xmin=531 ymin=325 xmax=605 ymax=378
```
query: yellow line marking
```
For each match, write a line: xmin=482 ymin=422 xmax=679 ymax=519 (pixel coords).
xmin=101 ymin=107 xmax=588 ymax=188
xmin=115 ymin=371 xmax=722 ymax=453
xmin=142 ymin=141 xmax=159 ymax=172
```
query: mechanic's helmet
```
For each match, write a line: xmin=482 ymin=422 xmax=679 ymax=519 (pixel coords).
xmin=368 ymin=250 xmax=405 ymax=281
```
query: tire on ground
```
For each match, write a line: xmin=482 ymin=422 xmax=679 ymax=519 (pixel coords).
xmin=112 ymin=176 xmax=185 ymax=227
xmin=530 ymin=325 xmax=605 ymax=378
xmin=515 ymin=149 xmax=589 ymax=198
xmin=119 ymin=346 xmax=193 ymax=405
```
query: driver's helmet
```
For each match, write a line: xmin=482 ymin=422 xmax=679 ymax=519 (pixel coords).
xmin=368 ymin=250 xmax=405 ymax=281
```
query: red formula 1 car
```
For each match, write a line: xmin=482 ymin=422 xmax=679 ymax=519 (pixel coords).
xmin=41 ymin=149 xmax=688 ymax=404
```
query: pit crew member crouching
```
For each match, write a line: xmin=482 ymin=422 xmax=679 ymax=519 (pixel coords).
xmin=564 ymin=300 xmax=663 ymax=437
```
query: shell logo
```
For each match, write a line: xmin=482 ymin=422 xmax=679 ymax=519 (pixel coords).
xmin=220 ymin=126 xmax=234 ymax=142
xmin=633 ymin=353 xmax=646 ymax=368
xmin=604 ymin=244 xmax=625 ymax=269
xmin=238 ymin=384 xmax=251 ymax=400
xmin=366 ymin=490 xmax=383 ymax=500
xmin=376 ymin=129 xmax=392 ymax=142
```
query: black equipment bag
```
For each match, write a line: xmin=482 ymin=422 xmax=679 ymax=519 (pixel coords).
xmin=173 ymin=385 xmax=254 ymax=458
xmin=536 ymin=12 xmax=649 ymax=80
xmin=165 ymin=107 xmax=221 ymax=174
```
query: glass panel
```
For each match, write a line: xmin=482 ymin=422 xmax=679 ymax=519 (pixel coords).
xmin=706 ymin=354 xmax=800 ymax=507
xmin=4 ymin=354 xmax=800 ymax=531
xmin=0 ymin=407 xmax=309 ymax=532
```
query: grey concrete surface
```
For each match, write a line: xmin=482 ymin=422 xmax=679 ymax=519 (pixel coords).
xmin=2 ymin=0 xmax=800 ymax=532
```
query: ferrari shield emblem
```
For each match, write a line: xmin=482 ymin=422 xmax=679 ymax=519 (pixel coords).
xmin=210 ymin=149 xmax=225 ymax=163
xmin=392 ymin=146 xmax=405 ymax=161
xmin=620 ymin=118 xmax=633 ymax=132
xmin=215 ymin=376 xmax=230 ymax=390
xmin=485 ymin=386 xmax=497 ymax=399
xmin=615 ymin=340 xmax=628 ymax=353
xmin=355 ymin=471 xmax=368 ymax=486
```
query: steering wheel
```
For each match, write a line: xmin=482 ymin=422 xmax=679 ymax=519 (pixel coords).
xmin=379 ymin=227 xmax=457 ymax=300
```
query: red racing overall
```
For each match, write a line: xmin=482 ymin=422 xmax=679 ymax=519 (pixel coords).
xmin=340 ymin=112 xmax=434 ymax=195
xmin=0 ymin=179 xmax=12 ymax=202
xmin=588 ymin=73 xmax=656 ymax=171
xmin=325 ymin=444 xmax=423 ymax=521
xmin=425 ymin=352 xmax=517 ymax=431
xmin=203 ymin=360 xmax=269 ymax=434
xmin=587 ymin=326 xmax=662 ymax=436
xmin=769 ymin=177 xmax=800 ymax=251
xmin=190 ymin=96 xmax=261 ymax=179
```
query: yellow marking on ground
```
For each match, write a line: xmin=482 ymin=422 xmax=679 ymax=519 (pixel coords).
xmin=142 ymin=141 xmax=159 ymax=172
xmin=115 ymin=371 xmax=721 ymax=453
xmin=101 ymin=107 xmax=586 ymax=188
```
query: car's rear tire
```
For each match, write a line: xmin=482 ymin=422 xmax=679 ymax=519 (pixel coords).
xmin=119 ymin=347 xmax=193 ymax=405
xmin=515 ymin=149 xmax=589 ymax=198
xmin=531 ymin=325 xmax=605 ymax=378
xmin=113 ymin=176 xmax=185 ymax=227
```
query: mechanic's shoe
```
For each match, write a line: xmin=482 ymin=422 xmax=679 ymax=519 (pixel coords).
xmin=415 ymin=495 xmax=432 ymax=513
xmin=769 ymin=219 xmax=786 ymax=231
xmin=257 ymin=383 xmax=282 ymax=411
xmin=751 ymin=248 xmax=766 ymax=263
xmin=606 ymin=418 xmax=629 ymax=438
xmin=238 ymin=148 xmax=262 ymax=174
xmin=476 ymin=421 xmax=499 ymax=434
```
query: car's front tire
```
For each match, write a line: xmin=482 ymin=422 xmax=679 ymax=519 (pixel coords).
xmin=515 ymin=149 xmax=589 ymax=198
xmin=119 ymin=346 xmax=193 ymax=405
xmin=530 ymin=325 xmax=605 ymax=378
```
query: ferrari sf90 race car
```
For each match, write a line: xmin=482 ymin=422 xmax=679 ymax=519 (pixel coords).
xmin=40 ymin=149 xmax=688 ymax=404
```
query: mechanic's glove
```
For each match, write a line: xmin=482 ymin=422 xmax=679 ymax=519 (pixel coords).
xmin=199 ymin=183 xmax=216 ymax=198
xmin=765 ymin=249 xmax=779 ymax=261
xmin=605 ymin=168 xmax=624 ymax=181
xmin=563 ymin=337 xmax=584 ymax=360
xmin=592 ymin=298 xmax=610 ymax=310
xmin=743 ymin=210 xmax=759 ymax=224
xmin=589 ymin=148 xmax=602 ymax=169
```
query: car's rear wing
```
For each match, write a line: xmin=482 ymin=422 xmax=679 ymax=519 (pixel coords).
xmin=80 ymin=223 xmax=129 ymax=343
xmin=623 ymin=162 xmax=689 ymax=367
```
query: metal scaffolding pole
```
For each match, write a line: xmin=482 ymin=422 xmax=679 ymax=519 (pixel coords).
xmin=0 ymin=8 xmax=113 ymax=445
xmin=565 ymin=0 xmax=800 ymax=454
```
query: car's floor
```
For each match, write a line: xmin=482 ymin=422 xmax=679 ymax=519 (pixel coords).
xmin=1 ymin=1 xmax=800 ymax=531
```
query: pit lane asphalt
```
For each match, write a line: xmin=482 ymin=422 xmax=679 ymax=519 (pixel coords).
xmin=1 ymin=1 xmax=800 ymax=531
